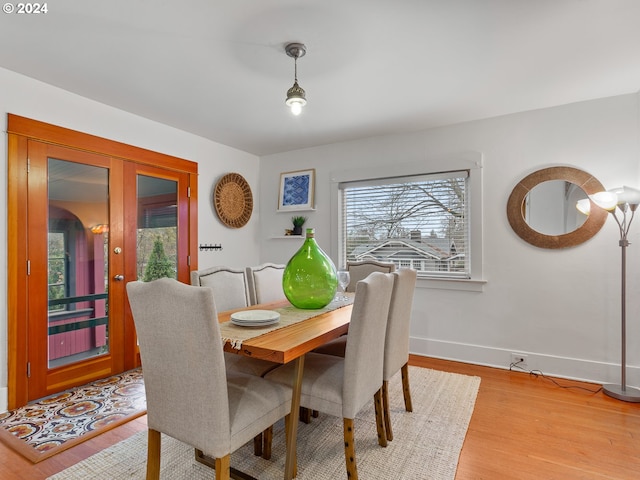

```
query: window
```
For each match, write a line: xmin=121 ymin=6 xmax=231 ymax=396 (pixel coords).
xmin=48 ymin=231 xmax=67 ymax=312
xmin=339 ymin=170 xmax=470 ymax=279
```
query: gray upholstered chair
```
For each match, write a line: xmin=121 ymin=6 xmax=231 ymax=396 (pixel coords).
xmin=265 ymin=272 xmax=394 ymax=480
xmin=191 ymin=266 xmax=277 ymax=377
xmin=191 ymin=266 xmax=279 ymax=460
xmin=312 ymin=268 xmax=417 ymax=442
xmin=345 ymin=260 xmax=396 ymax=292
xmin=190 ymin=266 xmax=250 ymax=312
xmin=191 ymin=265 xmax=279 ymax=457
xmin=245 ymin=263 xmax=286 ymax=305
xmin=380 ymin=268 xmax=417 ymax=440
xmin=126 ymin=278 xmax=292 ymax=480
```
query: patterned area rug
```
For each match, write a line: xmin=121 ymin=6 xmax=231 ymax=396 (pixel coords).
xmin=0 ymin=369 xmax=146 ymax=463
xmin=48 ymin=367 xmax=480 ymax=480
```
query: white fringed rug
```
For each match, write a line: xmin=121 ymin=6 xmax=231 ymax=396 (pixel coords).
xmin=48 ymin=367 xmax=480 ymax=480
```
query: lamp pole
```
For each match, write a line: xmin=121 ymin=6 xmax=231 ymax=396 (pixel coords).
xmin=602 ymin=202 xmax=640 ymax=402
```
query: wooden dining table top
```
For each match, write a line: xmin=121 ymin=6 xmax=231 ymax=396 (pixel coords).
xmin=217 ymin=298 xmax=352 ymax=365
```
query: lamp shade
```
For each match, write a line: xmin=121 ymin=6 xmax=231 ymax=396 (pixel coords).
xmin=286 ymin=81 xmax=306 ymax=116
xmin=576 ymin=198 xmax=591 ymax=215
xmin=589 ymin=191 xmax=618 ymax=211
xmin=610 ymin=186 xmax=640 ymax=205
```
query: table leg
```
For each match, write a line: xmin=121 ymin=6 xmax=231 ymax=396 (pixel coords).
xmin=284 ymin=354 xmax=304 ymax=480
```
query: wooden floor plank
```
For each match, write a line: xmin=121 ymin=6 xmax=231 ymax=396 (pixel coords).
xmin=1 ymin=357 xmax=639 ymax=479
xmin=411 ymin=357 xmax=640 ymax=480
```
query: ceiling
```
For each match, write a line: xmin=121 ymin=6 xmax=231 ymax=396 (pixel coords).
xmin=1 ymin=1 xmax=640 ymax=156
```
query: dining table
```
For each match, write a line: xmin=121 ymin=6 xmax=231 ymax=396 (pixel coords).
xmin=216 ymin=295 xmax=354 ymax=480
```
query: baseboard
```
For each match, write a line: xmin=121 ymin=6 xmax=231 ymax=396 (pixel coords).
xmin=410 ymin=336 xmax=640 ymax=388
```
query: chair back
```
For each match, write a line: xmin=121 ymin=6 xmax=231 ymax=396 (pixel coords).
xmin=126 ymin=278 xmax=231 ymax=456
xmin=342 ymin=272 xmax=394 ymax=418
xmin=246 ymin=263 xmax=286 ymax=305
xmin=190 ymin=266 xmax=250 ymax=312
xmin=346 ymin=260 xmax=396 ymax=292
xmin=384 ymin=269 xmax=417 ymax=381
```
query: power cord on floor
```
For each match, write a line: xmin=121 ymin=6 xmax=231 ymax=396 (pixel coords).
xmin=509 ymin=360 xmax=603 ymax=394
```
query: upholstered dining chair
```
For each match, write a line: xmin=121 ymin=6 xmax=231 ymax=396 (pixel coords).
xmin=191 ymin=266 xmax=276 ymax=374
xmin=345 ymin=260 xmax=396 ymax=292
xmin=312 ymin=268 xmax=417 ymax=442
xmin=265 ymin=272 xmax=394 ymax=480
xmin=190 ymin=266 xmax=251 ymax=312
xmin=379 ymin=268 xmax=417 ymax=440
xmin=191 ymin=266 xmax=280 ymax=457
xmin=126 ymin=278 xmax=292 ymax=480
xmin=246 ymin=263 xmax=286 ymax=305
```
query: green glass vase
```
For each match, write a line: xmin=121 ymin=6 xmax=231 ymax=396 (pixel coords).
xmin=283 ymin=228 xmax=338 ymax=309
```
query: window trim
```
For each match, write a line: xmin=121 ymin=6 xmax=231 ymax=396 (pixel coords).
xmin=330 ymin=151 xmax=484 ymax=292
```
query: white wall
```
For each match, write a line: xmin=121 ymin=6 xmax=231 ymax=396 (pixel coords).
xmin=0 ymin=67 xmax=261 ymax=412
xmin=259 ymin=93 xmax=640 ymax=387
xmin=3 ymin=64 xmax=640 ymax=410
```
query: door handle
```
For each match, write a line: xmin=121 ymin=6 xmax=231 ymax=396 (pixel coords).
xmin=114 ymin=275 xmax=124 ymax=281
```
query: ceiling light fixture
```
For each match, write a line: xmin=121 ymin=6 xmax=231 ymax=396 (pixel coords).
xmin=285 ymin=43 xmax=307 ymax=116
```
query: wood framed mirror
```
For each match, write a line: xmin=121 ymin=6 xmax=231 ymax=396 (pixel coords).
xmin=507 ymin=166 xmax=607 ymax=248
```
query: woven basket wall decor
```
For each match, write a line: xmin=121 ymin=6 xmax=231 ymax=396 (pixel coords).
xmin=213 ymin=173 xmax=253 ymax=228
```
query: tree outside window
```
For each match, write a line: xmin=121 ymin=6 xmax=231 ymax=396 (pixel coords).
xmin=143 ymin=236 xmax=176 ymax=282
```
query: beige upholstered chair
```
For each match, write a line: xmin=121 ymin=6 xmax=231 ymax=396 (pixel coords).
xmin=190 ymin=266 xmax=250 ymax=312
xmin=191 ymin=266 xmax=279 ymax=457
xmin=312 ymin=268 xmax=417 ymax=442
xmin=380 ymin=269 xmax=417 ymax=440
xmin=191 ymin=266 xmax=277 ymax=378
xmin=246 ymin=263 xmax=286 ymax=305
xmin=126 ymin=278 xmax=292 ymax=480
xmin=265 ymin=272 xmax=394 ymax=480
xmin=345 ymin=260 xmax=396 ymax=292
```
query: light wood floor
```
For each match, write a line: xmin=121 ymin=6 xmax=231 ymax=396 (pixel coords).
xmin=1 ymin=356 xmax=639 ymax=479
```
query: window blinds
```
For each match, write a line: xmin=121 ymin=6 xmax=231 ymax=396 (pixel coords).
xmin=339 ymin=170 xmax=469 ymax=278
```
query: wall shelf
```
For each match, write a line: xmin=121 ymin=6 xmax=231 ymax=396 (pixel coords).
xmin=276 ymin=208 xmax=316 ymax=213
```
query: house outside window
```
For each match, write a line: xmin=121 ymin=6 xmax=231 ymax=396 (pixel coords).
xmin=339 ymin=170 xmax=470 ymax=279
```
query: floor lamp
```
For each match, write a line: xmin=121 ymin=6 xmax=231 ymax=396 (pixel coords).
xmin=579 ymin=186 xmax=640 ymax=402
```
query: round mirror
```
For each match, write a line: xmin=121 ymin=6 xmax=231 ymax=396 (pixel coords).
xmin=525 ymin=180 xmax=588 ymax=235
xmin=507 ymin=166 xmax=607 ymax=248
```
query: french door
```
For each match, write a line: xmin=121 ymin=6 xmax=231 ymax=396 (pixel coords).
xmin=7 ymin=115 xmax=198 ymax=407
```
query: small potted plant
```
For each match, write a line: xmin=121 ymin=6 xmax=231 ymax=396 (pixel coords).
xmin=291 ymin=216 xmax=307 ymax=235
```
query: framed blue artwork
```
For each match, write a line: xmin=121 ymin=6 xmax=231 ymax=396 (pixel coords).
xmin=278 ymin=169 xmax=315 ymax=211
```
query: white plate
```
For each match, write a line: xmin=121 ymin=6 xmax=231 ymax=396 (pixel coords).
xmin=230 ymin=310 xmax=280 ymax=327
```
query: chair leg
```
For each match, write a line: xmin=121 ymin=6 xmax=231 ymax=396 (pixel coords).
xmin=215 ymin=454 xmax=231 ymax=480
xmin=253 ymin=433 xmax=263 ymax=456
xmin=382 ymin=380 xmax=393 ymax=442
xmin=401 ymin=363 xmax=413 ymax=412
xmin=299 ymin=406 xmax=311 ymax=423
xmin=146 ymin=429 xmax=161 ymax=480
xmin=373 ymin=388 xmax=388 ymax=447
xmin=343 ymin=418 xmax=358 ymax=480
xmin=195 ymin=450 xmax=232 ymax=480
xmin=262 ymin=425 xmax=273 ymax=460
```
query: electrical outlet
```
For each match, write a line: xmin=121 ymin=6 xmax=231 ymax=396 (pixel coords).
xmin=510 ymin=353 xmax=528 ymax=369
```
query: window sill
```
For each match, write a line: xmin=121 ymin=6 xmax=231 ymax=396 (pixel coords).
xmin=416 ymin=277 xmax=486 ymax=292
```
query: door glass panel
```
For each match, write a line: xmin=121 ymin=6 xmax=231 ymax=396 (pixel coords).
xmin=136 ymin=175 xmax=178 ymax=281
xmin=48 ymin=159 xmax=109 ymax=368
